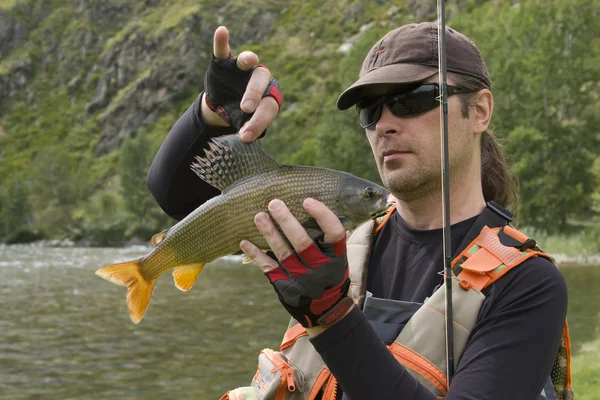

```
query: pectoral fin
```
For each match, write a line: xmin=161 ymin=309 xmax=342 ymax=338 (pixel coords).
xmin=172 ymin=263 xmax=205 ymax=291
xmin=151 ymin=229 xmax=168 ymax=246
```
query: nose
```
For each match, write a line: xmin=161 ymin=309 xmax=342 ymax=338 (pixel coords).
xmin=375 ymin=105 xmax=400 ymax=136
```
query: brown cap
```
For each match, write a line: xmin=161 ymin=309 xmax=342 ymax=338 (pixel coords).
xmin=336 ymin=22 xmax=491 ymax=110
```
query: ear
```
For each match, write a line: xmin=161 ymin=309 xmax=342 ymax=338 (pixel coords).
xmin=471 ymin=89 xmax=493 ymax=134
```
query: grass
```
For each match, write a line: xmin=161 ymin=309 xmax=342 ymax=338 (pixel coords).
xmin=0 ymin=0 xmax=19 ymax=9
xmin=158 ymin=4 xmax=201 ymax=33
xmin=520 ymin=225 xmax=600 ymax=258
xmin=571 ymin=338 xmax=600 ymax=399
xmin=0 ymin=44 xmax=32 ymax=75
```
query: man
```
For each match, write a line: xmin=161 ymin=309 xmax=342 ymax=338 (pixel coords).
xmin=147 ymin=23 xmax=569 ymax=400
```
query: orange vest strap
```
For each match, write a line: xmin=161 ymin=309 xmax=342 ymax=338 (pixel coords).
xmin=374 ymin=204 xmax=396 ymax=235
xmin=563 ymin=321 xmax=573 ymax=389
xmin=280 ymin=323 xmax=308 ymax=351
xmin=219 ymin=391 xmax=240 ymax=400
xmin=453 ymin=226 xmax=551 ymax=292
xmin=388 ymin=342 xmax=448 ymax=395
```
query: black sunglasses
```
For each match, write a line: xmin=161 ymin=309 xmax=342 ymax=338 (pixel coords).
xmin=356 ymin=83 xmax=471 ymax=129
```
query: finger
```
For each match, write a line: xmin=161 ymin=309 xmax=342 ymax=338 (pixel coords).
xmin=239 ymin=96 xmax=279 ymax=143
xmin=239 ymin=240 xmax=278 ymax=273
xmin=213 ymin=26 xmax=231 ymax=59
xmin=303 ymin=198 xmax=346 ymax=244
xmin=268 ymin=200 xmax=314 ymax=254
xmin=253 ymin=211 xmax=295 ymax=261
xmin=236 ymin=51 xmax=259 ymax=71
xmin=240 ymin=65 xmax=270 ymax=113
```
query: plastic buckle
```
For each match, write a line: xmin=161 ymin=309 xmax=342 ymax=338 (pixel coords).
xmin=518 ymin=238 xmax=537 ymax=252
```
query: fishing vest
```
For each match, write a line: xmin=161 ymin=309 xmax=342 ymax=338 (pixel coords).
xmin=221 ymin=202 xmax=574 ymax=400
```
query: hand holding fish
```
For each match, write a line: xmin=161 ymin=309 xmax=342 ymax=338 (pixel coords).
xmin=96 ymin=135 xmax=387 ymax=324
xmin=240 ymin=198 xmax=355 ymax=334
xmin=201 ymin=26 xmax=282 ymax=143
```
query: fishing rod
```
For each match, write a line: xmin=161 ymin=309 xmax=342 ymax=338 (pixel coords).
xmin=437 ymin=0 xmax=455 ymax=385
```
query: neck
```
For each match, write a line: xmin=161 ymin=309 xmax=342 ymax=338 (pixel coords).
xmin=394 ymin=171 xmax=485 ymax=231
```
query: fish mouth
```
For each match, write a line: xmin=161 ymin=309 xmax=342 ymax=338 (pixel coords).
xmin=370 ymin=208 xmax=390 ymax=218
xmin=369 ymin=196 xmax=394 ymax=218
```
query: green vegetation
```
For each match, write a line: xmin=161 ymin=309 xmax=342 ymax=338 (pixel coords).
xmin=0 ymin=0 xmax=19 ymax=9
xmin=571 ymin=339 xmax=600 ymax=399
xmin=452 ymin=0 xmax=599 ymax=233
xmin=0 ymin=0 xmax=598 ymax=247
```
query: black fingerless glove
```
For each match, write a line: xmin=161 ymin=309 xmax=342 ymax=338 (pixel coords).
xmin=204 ymin=54 xmax=282 ymax=130
xmin=265 ymin=236 xmax=353 ymax=329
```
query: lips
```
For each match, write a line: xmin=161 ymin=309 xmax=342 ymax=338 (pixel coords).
xmin=382 ymin=150 xmax=411 ymax=162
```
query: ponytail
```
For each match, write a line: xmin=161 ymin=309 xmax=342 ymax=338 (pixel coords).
xmin=449 ymin=73 xmax=519 ymax=220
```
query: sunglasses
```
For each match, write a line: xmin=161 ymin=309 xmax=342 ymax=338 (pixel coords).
xmin=356 ymin=83 xmax=471 ymax=129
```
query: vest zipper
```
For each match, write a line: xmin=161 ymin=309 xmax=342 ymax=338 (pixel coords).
xmin=308 ymin=368 xmax=331 ymax=400
xmin=388 ymin=343 xmax=447 ymax=395
xmin=261 ymin=349 xmax=297 ymax=392
xmin=322 ymin=374 xmax=338 ymax=400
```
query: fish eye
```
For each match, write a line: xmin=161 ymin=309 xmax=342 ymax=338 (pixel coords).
xmin=363 ymin=187 xmax=376 ymax=199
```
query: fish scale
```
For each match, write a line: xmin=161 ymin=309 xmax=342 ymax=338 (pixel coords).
xmin=96 ymin=135 xmax=389 ymax=324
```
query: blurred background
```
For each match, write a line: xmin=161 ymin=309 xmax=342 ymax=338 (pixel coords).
xmin=0 ymin=0 xmax=598 ymax=399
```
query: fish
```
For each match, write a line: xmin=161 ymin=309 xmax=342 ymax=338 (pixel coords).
xmin=96 ymin=134 xmax=389 ymax=324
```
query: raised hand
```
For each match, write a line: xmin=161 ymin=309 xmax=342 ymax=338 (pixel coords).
xmin=201 ymin=26 xmax=282 ymax=143
xmin=240 ymin=198 xmax=354 ymax=332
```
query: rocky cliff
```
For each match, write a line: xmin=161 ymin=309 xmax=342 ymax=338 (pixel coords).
xmin=0 ymin=0 xmax=412 ymax=241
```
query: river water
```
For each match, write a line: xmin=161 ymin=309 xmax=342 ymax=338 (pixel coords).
xmin=0 ymin=245 xmax=598 ymax=399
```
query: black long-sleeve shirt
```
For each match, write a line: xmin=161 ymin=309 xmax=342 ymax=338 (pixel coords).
xmin=147 ymin=95 xmax=568 ymax=400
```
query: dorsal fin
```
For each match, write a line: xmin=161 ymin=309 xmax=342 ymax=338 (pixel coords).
xmin=190 ymin=134 xmax=280 ymax=192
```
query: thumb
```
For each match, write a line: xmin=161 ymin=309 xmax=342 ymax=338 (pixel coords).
xmin=213 ymin=26 xmax=231 ymax=59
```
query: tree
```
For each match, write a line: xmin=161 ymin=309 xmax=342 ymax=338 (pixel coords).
xmin=118 ymin=131 xmax=171 ymax=239
xmin=0 ymin=174 xmax=35 ymax=243
xmin=452 ymin=0 xmax=600 ymax=232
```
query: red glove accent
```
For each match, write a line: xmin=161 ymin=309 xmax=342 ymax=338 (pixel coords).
xmin=265 ymin=236 xmax=352 ymax=328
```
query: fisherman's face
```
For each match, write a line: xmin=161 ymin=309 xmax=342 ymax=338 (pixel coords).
xmin=363 ymin=75 xmax=479 ymax=202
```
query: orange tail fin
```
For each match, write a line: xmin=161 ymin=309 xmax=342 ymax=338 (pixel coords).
xmin=96 ymin=259 xmax=157 ymax=324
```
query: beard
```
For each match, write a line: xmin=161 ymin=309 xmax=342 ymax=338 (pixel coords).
xmin=381 ymin=163 xmax=442 ymax=202
xmin=380 ymin=145 xmax=473 ymax=203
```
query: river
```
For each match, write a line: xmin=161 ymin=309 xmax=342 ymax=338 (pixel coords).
xmin=0 ymin=245 xmax=598 ymax=399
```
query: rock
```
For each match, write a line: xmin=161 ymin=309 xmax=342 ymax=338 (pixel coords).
xmin=344 ymin=4 xmax=363 ymax=24
xmin=338 ymin=22 xmax=373 ymax=53
xmin=0 ymin=9 xmax=29 ymax=61
xmin=87 ymin=77 xmax=109 ymax=113
xmin=406 ymin=0 xmax=436 ymax=20
xmin=1 ymin=0 xmax=282 ymax=160
xmin=68 ymin=76 xmax=81 ymax=94
xmin=224 ymin=9 xmax=279 ymax=45
xmin=0 ymin=57 xmax=33 ymax=100
xmin=91 ymin=13 xmax=219 ymax=155
xmin=387 ymin=6 xmax=400 ymax=16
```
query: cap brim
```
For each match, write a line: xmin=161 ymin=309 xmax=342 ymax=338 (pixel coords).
xmin=336 ymin=64 xmax=438 ymax=110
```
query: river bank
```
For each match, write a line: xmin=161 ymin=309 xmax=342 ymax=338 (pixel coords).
xmin=3 ymin=240 xmax=600 ymax=267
